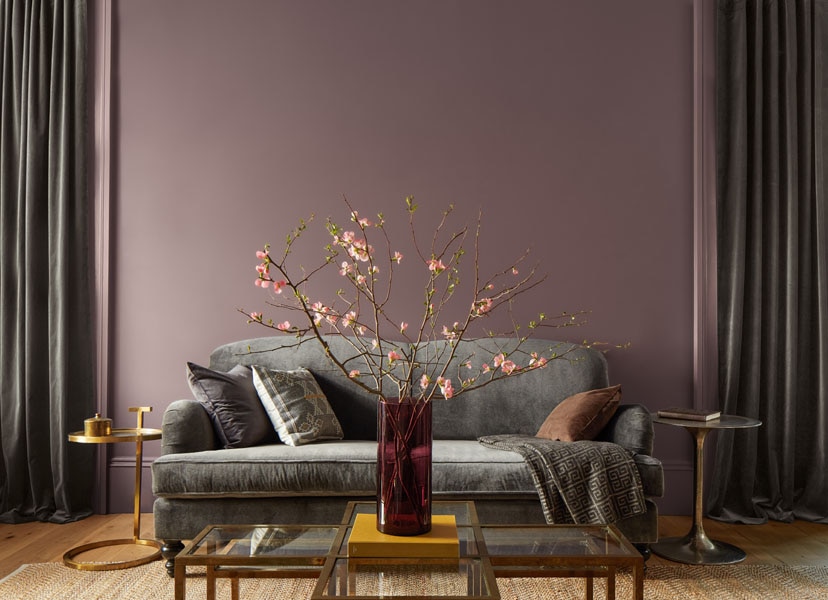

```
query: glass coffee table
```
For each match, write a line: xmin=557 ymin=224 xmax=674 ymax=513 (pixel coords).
xmin=174 ymin=501 xmax=643 ymax=600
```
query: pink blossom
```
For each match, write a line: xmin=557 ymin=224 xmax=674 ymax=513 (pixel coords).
xmin=472 ymin=297 xmax=493 ymax=316
xmin=342 ymin=311 xmax=358 ymax=328
xmin=339 ymin=261 xmax=353 ymax=276
xmin=355 ymin=325 xmax=366 ymax=336
xmin=348 ymin=370 xmax=360 ymax=378
xmin=392 ymin=251 xmax=403 ymax=263
xmin=437 ymin=377 xmax=454 ymax=399
xmin=347 ymin=238 xmax=373 ymax=262
xmin=341 ymin=231 xmax=355 ymax=244
xmin=276 ymin=321 xmax=291 ymax=331
xmin=481 ymin=363 xmax=491 ymax=373
xmin=250 ymin=312 xmax=261 ymax=321
xmin=387 ymin=350 xmax=401 ymax=363
xmin=529 ymin=352 xmax=548 ymax=369
xmin=311 ymin=302 xmax=328 ymax=325
xmin=440 ymin=322 xmax=460 ymax=341
xmin=256 ymin=263 xmax=268 ymax=274
xmin=427 ymin=259 xmax=446 ymax=273
xmin=463 ymin=361 xmax=472 ymax=370
xmin=400 ymin=322 xmax=408 ymax=333
xmin=254 ymin=279 xmax=268 ymax=288
xmin=512 ymin=267 xmax=519 ymax=275
xmin=256 ymin=250 xmax=269 ymax=259
xmin=493 ymin=353 xmax=505 ymax=368
xmin=501 ymin=360 xmax=518 ymax=374
xmin=419 ymin=374 xmax=430 ymax=390
xmin=356 ymin=274 xmax=367 ymax=285
xmin=350 ymin=211 xmax=372 ymax=227
xmin=272 ymin=280 xmax=287 ymax=294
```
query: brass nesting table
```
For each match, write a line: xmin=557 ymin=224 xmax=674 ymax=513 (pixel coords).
xmin=174 ymin=501 xmax=644 ymax=600
xmin=64 ymin=406 xmax=162 ymax=570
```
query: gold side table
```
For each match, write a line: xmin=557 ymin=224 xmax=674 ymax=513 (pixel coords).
xmin=64 ymin=406 xmax=163 ymax=570
xmin=651 ymin=413 xmax=761 ymax=565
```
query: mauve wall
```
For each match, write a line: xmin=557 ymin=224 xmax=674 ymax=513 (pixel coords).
xmin=108 ymin=0 xmax=696 ymax=513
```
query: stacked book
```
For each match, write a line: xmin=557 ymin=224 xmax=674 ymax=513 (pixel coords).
xmin=657 ymin=407 xmax=721 ymax=421
xmin=348 ymin=514 xmax=460 ymax=558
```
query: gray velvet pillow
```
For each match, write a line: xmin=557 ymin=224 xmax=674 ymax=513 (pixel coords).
xmin=252 ymin=365 xmax=344 ymax=446
xmin=186 ymin=362 xmax=279 ymax=449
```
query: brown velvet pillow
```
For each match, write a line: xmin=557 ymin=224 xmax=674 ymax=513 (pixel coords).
xmin=536 ymin=384 xmax=622 ymax=442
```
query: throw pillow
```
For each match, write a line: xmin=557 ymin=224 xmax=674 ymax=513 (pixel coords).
xmin=536 ymin=384 xmax=622 ymax=442
xmin=252 ymin=365 xmax=344 ymax=446
xmin=186 ymin=362 xmax=280 ymax=449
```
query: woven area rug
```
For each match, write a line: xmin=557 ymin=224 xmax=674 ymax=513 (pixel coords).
xmin=1 ymin=561 xmax=827 ymax=599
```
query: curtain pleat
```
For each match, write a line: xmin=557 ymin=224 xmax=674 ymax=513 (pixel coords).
xmin=712 ymin=0 xmax=828 ymax=523
xmin=0 ymin=0 xmax=94 ymax=523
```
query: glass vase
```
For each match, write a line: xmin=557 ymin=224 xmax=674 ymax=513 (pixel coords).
xmin=377 ymin=397 xmax=432 ymax=535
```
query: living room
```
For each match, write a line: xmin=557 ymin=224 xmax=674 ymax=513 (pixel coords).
xmin=1 ymin=1 xmax=826 ymax=598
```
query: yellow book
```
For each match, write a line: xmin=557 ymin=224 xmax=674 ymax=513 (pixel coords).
xmin=348 ymin=513 xmax=460 ymax=558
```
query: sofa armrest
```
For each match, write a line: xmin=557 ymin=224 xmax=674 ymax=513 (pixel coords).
xmin=161 ymin=399 xmax=218 ymax=454
xmin=596 ymin=404 xmax=654 ymax=456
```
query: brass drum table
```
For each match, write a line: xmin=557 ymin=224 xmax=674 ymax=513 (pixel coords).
xmin=64 ymin=406 xmax=162 ymax=570
xmin=651 ymin=413 xmax=761 ymax=565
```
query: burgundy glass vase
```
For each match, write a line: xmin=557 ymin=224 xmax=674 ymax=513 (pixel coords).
xmin=377 ymin=397 xmax=432 ymax=535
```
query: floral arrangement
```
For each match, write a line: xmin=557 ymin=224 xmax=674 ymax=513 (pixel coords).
xmin=241 ymin=196 xmax=589 ymax=403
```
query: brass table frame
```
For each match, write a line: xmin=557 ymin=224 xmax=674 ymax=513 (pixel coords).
xmin=651 ymin=413 xmax=762 ymax=565
xmin=174 ymin=501 xmax=644 ymax=600
xmin=63 ymin=406 xmax=163 ymax=570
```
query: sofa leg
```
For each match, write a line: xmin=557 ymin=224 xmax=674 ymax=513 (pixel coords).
xmin=162 ymin=540 xmax=185 ymax=578
xmin=634 ymin=543 xmax=652 ymax=562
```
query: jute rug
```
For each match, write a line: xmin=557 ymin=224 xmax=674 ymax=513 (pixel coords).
xmin=0 ymin=561 xmax=827 ymax=599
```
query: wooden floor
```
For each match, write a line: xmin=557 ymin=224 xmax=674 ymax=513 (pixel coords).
xmin=0 ymin=513 xmax=826 ymax=579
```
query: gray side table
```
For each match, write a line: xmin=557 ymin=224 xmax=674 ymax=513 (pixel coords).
xmin=651 ymin=413 xmax=761 ymax=565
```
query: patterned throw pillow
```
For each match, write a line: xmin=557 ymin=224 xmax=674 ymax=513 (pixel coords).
xmin=251 ymin=366 xmax=344 ymax=446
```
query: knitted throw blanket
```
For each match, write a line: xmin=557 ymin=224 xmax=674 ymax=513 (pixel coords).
xmin=478 ymin=434 xmax=647 ymax=525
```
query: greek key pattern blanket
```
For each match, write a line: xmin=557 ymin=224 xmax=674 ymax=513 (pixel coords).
xmin=478 ymin=434 xmax=647 ymax=525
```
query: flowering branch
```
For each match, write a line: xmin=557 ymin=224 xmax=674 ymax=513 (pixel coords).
xmin=240 ymin=196 xmax=602 ymax=403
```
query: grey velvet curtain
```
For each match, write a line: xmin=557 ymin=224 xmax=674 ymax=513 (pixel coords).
xmin=0 ymin=0 xmax=94 ymax=523
xmin=711 ymin=0 xmax=828 ymax=523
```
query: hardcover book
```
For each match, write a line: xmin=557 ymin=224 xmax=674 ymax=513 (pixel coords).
xmin=348 ymin=513 xmax=460 ymax=558
xmin=657 ymin=407 xmax=721 ymax=421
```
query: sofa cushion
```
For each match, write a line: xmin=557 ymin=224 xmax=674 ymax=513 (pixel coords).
xmin=186 ymin=362 xmax=278 ymax=449
xmin=536 ymin=384 xmax=621 ymax=442
xmin=431 ymin=440 xmax=536 ymax=495
xmin=152 ymin=441 xmax=377 ymax=498
xmin=252 ymin=366 xmax=344 ymax=446
xmin=151 ymin=440 xmax=537 ymax=498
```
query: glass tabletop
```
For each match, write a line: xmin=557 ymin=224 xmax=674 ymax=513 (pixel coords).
xmin=181 ymin=524 xmax=339 ymax=563
xmin=482 ymin=524 xmax=637 ymax=558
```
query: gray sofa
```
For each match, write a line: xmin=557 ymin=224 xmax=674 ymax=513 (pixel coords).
xmin=152 ymin=336 xmax=663 ymax=574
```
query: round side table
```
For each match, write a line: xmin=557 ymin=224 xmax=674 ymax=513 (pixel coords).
xmin=651 ymin=413 xmax=761 ymax=565
xmin=64 ymin=406 xmax=163 ymax=570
